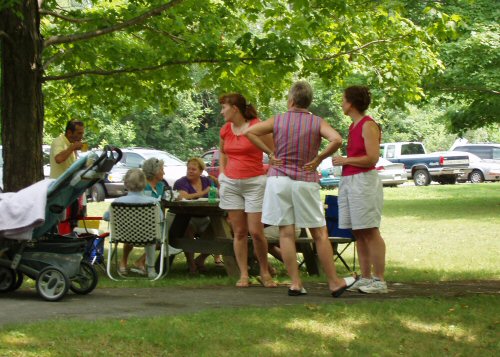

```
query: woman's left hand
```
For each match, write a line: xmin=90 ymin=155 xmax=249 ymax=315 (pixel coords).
xmin=303 ymin=157 xmax=320 ymax=172
xmin=332 ymin=156 xmax=347 ymax=166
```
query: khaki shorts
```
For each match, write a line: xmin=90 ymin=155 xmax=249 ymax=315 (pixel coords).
xmin=262 ymin=176 xmax=326 ymax=228
xmin=338 ymin=170 xmax=383 ymax=230
xmin=264 ymin=225 xmax=301 ymax=239
xmin=218 ymin=173 xmax=266 ymax=213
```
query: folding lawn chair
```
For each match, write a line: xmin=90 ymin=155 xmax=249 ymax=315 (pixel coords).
xmin=324 ymin=195 xmax=356 ymax=272
xmin=106 ymin=202 xmax=169 ymax=281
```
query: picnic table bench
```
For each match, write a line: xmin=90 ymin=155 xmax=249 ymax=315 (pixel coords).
xmin=162 ymin=199 xmax=355 ymax=278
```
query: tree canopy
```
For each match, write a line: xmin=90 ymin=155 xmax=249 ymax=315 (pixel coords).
xmin=1 ymin=0 xmax=498 ymax=191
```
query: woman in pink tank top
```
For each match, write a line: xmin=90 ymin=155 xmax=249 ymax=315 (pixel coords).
xmin=332 ymin=86 xmax=387 ymax=294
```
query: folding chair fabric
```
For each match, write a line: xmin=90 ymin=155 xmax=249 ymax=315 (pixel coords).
xmin=106 ymin=202 xmax=168 ymax=281
xmin=324 ymin=195 xmax=356 ymax=272
xmin=109 ymin=202 xmax=161 ymax=246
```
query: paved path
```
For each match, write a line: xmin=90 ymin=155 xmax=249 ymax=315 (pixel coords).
xmin=1 ymin=280 xmax=498 ymax=327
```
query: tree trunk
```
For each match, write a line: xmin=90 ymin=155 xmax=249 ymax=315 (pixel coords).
xmin=1 ymin=0 xmax=44 ymax=192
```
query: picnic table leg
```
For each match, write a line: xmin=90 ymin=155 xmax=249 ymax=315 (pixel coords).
xmin=209 ymin=215 xmax=239 ymax=278
xmin=296 ymin=240 xmax=321 ymax=276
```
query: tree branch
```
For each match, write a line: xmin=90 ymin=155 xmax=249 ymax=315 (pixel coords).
xmin=39 ymin=9 xmax=94 ymax=24
xmin=42 ymin=56 xmax=293 ymax=81
xmin=143 ymin=25 xmax=185 ymax=44
xmin=43 ymin=0 xmax=184 ymax=48
xmin=432 ymin=86 xmax=500 ymax=95
xmin=42 ymin=38 xmax=404 ymax=82
xmin=310 ymin=39 xmax=395 ymax=61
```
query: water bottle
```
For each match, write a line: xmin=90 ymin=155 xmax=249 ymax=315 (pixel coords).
xmin=208 ymin=183 xmax=218 ymax=203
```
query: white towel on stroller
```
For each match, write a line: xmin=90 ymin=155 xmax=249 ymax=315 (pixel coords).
xmin=0 ymin=179 xmax=55 ymax=240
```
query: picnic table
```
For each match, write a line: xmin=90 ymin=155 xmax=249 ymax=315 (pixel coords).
xmin=162 ymin=198 xmax=323 ymax=277
xmin=162 ymin=198 xmax=239 ymax=277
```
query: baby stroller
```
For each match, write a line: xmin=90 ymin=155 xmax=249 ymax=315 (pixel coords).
xmin=0 ymin=146 xmax=121 ymax=301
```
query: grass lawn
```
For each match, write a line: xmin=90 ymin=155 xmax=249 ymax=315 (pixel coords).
xmin=1 ymin=183 xmax=498 ymax=356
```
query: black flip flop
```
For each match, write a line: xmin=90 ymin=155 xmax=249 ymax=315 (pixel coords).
xmin=331 ymin=277 xmax=356 ymax=298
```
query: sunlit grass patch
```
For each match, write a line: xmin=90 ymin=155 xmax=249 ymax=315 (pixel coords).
xmin=1 ymin=295 xmax=498 ymax=356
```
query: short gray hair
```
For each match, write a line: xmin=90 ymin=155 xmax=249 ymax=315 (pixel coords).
xmin=288 ymin=81 xmax=313 ymax=109
xmin=124 ymin=168 xmax=147 ymax=192
xmin=142 ymin=158 xmax=164 ymax=180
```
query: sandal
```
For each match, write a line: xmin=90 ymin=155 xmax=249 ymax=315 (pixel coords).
xmin=130 ymin=265 xmax=147 ymax=276
xmin=257 ymin=276 xmax=277 ymax=288
xmin=236 ymin=277 xmax=250 ymax=288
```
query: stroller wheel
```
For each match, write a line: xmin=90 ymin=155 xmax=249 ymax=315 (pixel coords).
xmin=36 ymin=266 xmax=69 ymax=302
xmin=70 ymin=261 xmax=98 ymax=295
xmin=0 ymin=266 xmax=16 ymax=292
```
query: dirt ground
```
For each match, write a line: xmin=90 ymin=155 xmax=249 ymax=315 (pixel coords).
xmin=1 ymin=280 xmax=498 ymax=328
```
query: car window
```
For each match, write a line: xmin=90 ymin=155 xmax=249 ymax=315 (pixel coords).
xmin=202 ymin=152 xmax=214 ymax=166
xmin=454 ymin=145 xmax=499 ymax=160
xmin=401 ymin=143 xmax=424 ymax=155
xmin=386 ymin=145 xmax=395 ymax=159
xmin=125 ymin=153 xmax=144 ymax=168
xmin=493 ymin=148 xmax=500 ymax=160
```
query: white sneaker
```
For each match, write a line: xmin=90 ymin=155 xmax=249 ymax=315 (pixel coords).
xmin=168 ymin=245 xmax=183 ymax=255
xmin=347 ymin=277 xmax=372 ymax=292
xmin=359 ymin=280 xmax=388 ymax=294
xmin=147 ymin=267 xmax=157 ymax=279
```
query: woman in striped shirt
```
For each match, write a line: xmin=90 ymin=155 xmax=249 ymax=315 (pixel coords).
xmin=245 ymin=81 xmax=356 ymax=297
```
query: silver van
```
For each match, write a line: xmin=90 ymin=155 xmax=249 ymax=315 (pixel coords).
xmin=451 ymin=144 xmax=500 ymax=161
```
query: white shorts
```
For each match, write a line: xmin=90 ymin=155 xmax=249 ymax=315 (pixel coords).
xmin=338 ymin=170 xmax=383 ymax=230
xmin=218 ymin=173 xmax=266 ymax=213
xmin=262 ymin=176 xmax=326 ymax=228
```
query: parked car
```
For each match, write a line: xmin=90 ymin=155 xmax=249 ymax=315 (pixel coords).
xmin=451 ymin=152 xmax=500 ymax=183
xmin=318 ymin=157 xmax=408 ymax=188
xmin=200 ymin=149 xmax=270 ymax=177
xmin=375 ymin=157 xmax=408 ymax=186
xmin=380 ymin=142 xmax=471 ymax=186
xmin=89 ymin=147 xmax=188 ymax=202
xmin=451 ymin=143 xmax=500 ymax=162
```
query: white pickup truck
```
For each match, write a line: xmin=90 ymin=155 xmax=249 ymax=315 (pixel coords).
xmin=380 ymin=142 xmax=471 ymax=186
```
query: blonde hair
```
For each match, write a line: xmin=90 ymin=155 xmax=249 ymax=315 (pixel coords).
xmin=187 ymin=157 xmax=206 ymax=171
